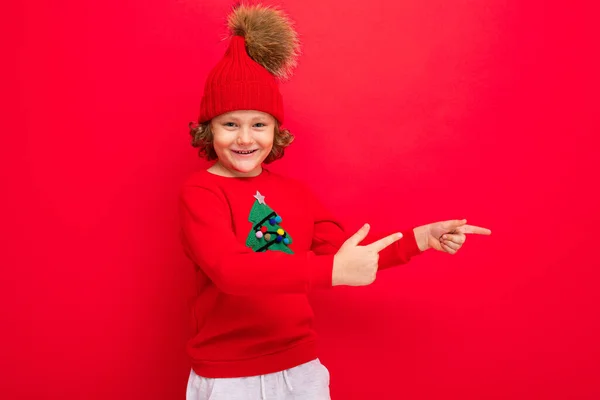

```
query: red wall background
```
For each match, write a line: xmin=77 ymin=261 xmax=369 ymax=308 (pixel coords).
xmin=3 ymin=0 xmax=599 ymax=399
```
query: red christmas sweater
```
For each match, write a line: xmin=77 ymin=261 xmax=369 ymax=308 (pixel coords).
xmin=178 ymin=168 xmax=422 ymax=378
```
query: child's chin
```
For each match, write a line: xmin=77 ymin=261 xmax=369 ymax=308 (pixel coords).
xmin=232 ymin=161 xmax=262 ymax=173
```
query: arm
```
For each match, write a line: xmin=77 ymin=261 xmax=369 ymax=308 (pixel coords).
xmin=309 ymin=193 xmax=422 ymax=270
xmin=179 ymin=185 xmax=333 ymax=296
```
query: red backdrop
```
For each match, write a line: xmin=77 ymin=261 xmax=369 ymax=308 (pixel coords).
xmin=4 ymin=0 xmax=599 ymax=398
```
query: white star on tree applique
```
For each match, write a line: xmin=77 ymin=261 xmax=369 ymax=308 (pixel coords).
xmin=253 ymin=191 xmax=266 ymax=205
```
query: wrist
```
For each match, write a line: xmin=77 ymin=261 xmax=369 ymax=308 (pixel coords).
xmin=413 ymin=225 xmax=430 ymax=252
xmin=332 ymin=253 xmax=342 ymax=286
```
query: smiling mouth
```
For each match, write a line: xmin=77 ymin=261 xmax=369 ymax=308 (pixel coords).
xmin=232 ymin=149 xmax=258 ymax=155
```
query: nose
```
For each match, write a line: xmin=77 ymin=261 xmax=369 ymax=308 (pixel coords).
xmin=236 ymin=126 xmax=253 ymax=146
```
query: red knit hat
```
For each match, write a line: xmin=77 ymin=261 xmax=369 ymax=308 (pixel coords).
xmin=198 ymin=4 xmax=300 ymax=124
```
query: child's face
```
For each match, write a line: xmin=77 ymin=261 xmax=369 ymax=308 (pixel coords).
xmin=210 ymin=110 xmax=275 ymax=177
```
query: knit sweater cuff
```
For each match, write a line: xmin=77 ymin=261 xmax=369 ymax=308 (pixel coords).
xmin=308 ymin=253 xmax=334 ymax=289
xmin=402 ymin=228 xmax=423 ymax=259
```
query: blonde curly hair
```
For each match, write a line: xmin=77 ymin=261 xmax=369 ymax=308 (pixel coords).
xmin=188 ymin=120 xmax=294 ymax=164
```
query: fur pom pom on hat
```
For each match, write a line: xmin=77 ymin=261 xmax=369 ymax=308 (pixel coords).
xmin=198 ymin=3 xmax=301 ymax=123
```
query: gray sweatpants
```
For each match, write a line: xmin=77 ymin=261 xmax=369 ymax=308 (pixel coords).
xmin=186 ymin=358 xmax=331 ymax=400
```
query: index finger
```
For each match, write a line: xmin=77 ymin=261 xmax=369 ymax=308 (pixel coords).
xmin=457 ymin=225 xmax=492 ymax=235
xmin=366 ymin=232 xmax=403 ymax=252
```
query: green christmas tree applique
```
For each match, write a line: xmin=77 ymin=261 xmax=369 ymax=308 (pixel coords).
xmin=245 ymin=191 xmax=294 ymax=254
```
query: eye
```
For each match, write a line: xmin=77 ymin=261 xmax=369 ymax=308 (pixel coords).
xmin=223 ymin=122 xmax=236 ymax=127
xmin=254 ymin=123 xmax=266 ymax=128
